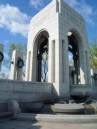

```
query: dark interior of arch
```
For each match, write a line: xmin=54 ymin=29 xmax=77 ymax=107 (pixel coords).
xmin=68 ymin=34 xmax=80 ymax=84
xmin=37 ymin=37 xmax=48 ymax=82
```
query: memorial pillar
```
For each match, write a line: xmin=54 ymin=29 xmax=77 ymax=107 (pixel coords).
xmin=79 ymin=49 xmax=88 ymax=84
xmin=62 ymin=38 xmax=69 ymax=84
xmin=10 ymin=50 xmax=24 ymax=80
xmin=48 ymin=38 xmax=55 ymax=83
xmin=85 ymin=51 xmax=91 ymax=85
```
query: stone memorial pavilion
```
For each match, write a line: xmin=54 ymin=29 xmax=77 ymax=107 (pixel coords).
xmin=25 ymin=0 xmax=91 ymax=98
xmin=1 ymin=0 xmax=97 ymax=124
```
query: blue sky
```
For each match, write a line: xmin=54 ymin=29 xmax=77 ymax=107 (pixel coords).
xmin=0 ymin=0 xmax=97 ymax=75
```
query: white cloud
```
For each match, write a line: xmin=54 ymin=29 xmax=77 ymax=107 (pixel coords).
xmin=64 ymin=0 xmax=95 ymax=24
xmin=0 ymin=4 xmax=30 ymax=37
xmin=30 ymin=0 xmax=44 ymax=9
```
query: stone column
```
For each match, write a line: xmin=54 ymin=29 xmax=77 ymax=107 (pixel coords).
xmin=55 ymin=38 xmax=63 ymax=83
xmin=48 ymin=38 xmax=55 ymax=83
xmin=53 ymin=37 xmax=70 ymax=98
xmin=0 ymin=44 xmax=4 ymax=71
xmin=10 ymin=50 xmax=24 ymax=81
xmin=25 ymin=38 xmax=33 ymax=82
xmin=25 ymin=50 xmax=31 ymax=81
xmin=85 ymin=51 xmax=91 ymax=85
xmin=29 ymin=46 xmax=37 ymax=82
xmin=52 ymin=38 xmax=63 ymax=97
xmin=62 ymin=38 xmax=69 ymax=84
xmin=79 ymin=49 xmax=87 ymax=84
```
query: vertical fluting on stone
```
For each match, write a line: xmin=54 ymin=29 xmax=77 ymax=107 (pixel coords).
xmin=48 ymin=39 xmax=55 ymax=83
xmin=85 ymin=51 xmax=91 ymax=85
xmin=62 ymin=38 xmax=69 ymax=84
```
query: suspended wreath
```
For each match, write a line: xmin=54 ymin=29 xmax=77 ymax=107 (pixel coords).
xmin=0 ymin=52 xmax=4 ymax=62
xmin=17 ymin=58 xmax=24 ymax=68
xmin=94 ymin=73 xmax=97 ymax=80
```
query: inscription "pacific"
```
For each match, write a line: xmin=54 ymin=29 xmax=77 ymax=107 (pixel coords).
xmin=33 ymin=13 xmax=50 ymax=27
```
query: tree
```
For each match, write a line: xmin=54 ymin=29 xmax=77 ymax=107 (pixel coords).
xmin=4 ymin=43 xmax=26 ymax=67
xmin=8 ymin=43 xmax=27 ymax=58
xmin=89 ymin=38 xmax=97 ymax=69
xmin=2 ymin=43 xmax=27 ymax=79
xmin=0 ymin=72 xmax=9 ymax=79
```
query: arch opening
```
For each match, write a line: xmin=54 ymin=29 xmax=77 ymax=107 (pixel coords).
xmin=33 ymin=30 xmax=49 ymax=82
xmin=37 ymin=37 xmax=48 ymax=82
xmin=67 ymin=30 xmax=81 ymax=85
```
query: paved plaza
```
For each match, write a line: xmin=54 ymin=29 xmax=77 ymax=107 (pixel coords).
xmin=0 ymin=120 xmax=97 ymax=129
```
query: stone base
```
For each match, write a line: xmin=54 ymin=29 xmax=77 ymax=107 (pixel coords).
xmin=53 ymin=104 xmax=85 ymax=114
xmin=53 ymin=83 xmax=70 ymax=99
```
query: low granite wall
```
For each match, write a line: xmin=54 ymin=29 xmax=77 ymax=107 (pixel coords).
xmin=91 ymin=69 xmax=97 ymax=87
xmin=70 ymin=85 xmax=92 ymax=96
xmin=0 ymin=79 xmax=53 ymax=103
xmin=92 ymin=87 xmax=97 ymax=99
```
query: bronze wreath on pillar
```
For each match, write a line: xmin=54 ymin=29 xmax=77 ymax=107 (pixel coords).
xmin=0 ymin=52 xmax=4 ymax=62
xmin=17 ymin=58 xmax=24 ymax=68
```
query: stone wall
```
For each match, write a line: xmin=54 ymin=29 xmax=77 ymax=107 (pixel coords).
xmin=91 ymin=69 xmax=97 ymax=98
xmin=0 ymin=79 xmax=53 ymax=102
xmin=91 ymin=69 xmax=97 ymax=87
xmin=70 ymin=85 xmax=92 ymax=96
xmin=71 ymin=85 xmax=97 ymax=99
xmin=92 ymin=87 xmax=97 ymax=99
xmin=0 ymin=79 xmax=96 ymax=112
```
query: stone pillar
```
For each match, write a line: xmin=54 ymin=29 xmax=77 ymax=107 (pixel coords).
xmin=62 ymin=38 xmax=70 ymax=97
xmin=53 ymin=37 xmax=70 ymax=98
xmin=31 ymin=46 xmax=37 ymax=82
xmin=85 ymin=51 xmax=91 ymax=85
xmin=62 ymin=38 xmax=69 ymax=84
xmin=48 ymin=39 xmax=55 ymax=83
xmin=55 ymin=38 xmax=63 ymax=83
xmin=83 ymin=50 xmax=88 ymax=84
xmin=79 ymin=48 xmax=87 ymax=84
xmin=25 ymin=47 xmax=36 ymax=82
xmin=10 ymin=50 xmax=24 ymax=81
xmin=91 ymin=69 xmax=97 ymax=87
xmin=52 ymin=38 xmax=62 ymax=98
xmin=0 ymin=44 xmax=4 ymax=71
xmin=25 ymin=50 xmax=31 ymax=81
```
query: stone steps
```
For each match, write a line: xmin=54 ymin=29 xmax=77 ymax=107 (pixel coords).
xmin=53 ymin=104 xmax=85 ymax=115
xmin=16 ymin=113 xmax=97 ymax=123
